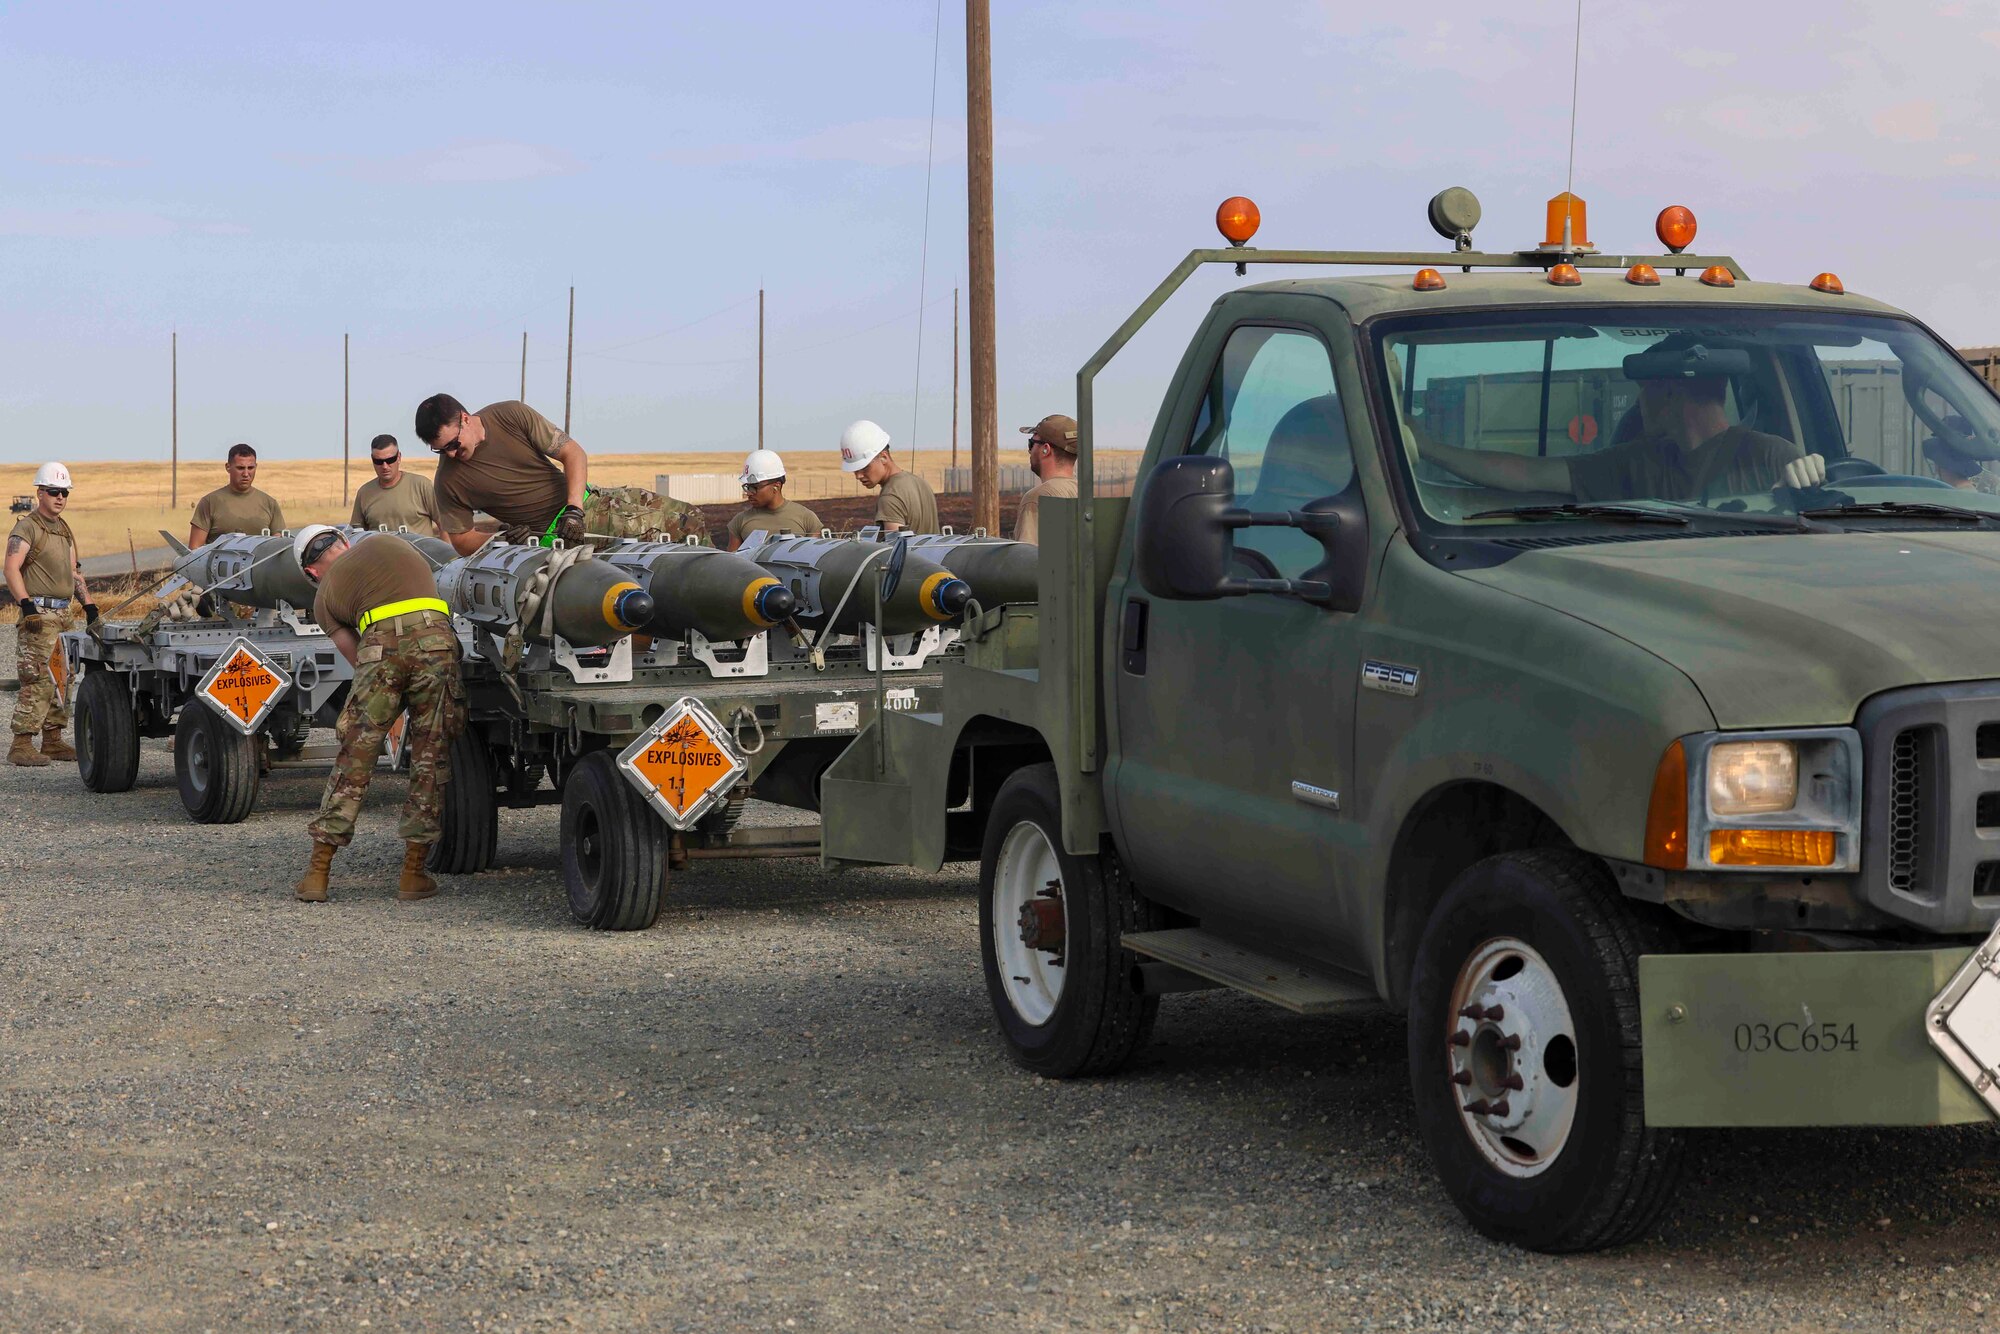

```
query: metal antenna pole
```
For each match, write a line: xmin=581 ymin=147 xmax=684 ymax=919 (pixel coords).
xmin=342 ymin=332 xmax=350 ymax=503
xmin=520 ymin=331 xmax=527 ymax=400
xmin=564 ymin=285 xmax=575 ymax=434
xmin=170 ymin=330 xmax=178 ymax=509
xmin=758 ymin=288 xmax=765 ymax=450
xmin=966 ymin=0 xmax=998 ymax=535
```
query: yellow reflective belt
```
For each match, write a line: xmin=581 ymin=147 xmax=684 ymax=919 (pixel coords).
xmin=356 ymin=597 xmax=449 ymax=632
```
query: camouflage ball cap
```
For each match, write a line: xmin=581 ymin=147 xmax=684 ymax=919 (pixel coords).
xmin=1020 ymin=414 xmax=1079 ymax=454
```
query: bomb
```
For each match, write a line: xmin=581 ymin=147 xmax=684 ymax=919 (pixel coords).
xmin=889 ymin=532 xmax=1039 ymax=607
xmin=434 ymin=542 xmax=654 ymax=648
xmin=171 ymin=531 xmax=320 ymax=611
xmin=592 ymin=541 xmax=799 ymax=642
xmin=741 ymin=533 xmax=971 ymax=637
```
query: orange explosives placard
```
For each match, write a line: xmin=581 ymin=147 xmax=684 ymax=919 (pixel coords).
xmin=616 ymin=697 xmax=746 ymax=830
xmin=194 ymin=638 xmax=291 ymax=735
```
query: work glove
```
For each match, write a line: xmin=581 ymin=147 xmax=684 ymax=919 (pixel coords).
xmin=555 ymin=504 xmax=587 ymax=546
xmin=82 ymin=602 xmax=99 ymax=626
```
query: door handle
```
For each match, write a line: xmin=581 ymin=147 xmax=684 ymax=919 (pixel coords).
xmin=1121 ymin=597 xmax=1149 ymax=675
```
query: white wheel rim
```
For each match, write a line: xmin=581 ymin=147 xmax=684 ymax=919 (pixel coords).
xmin=991 ymin=819 xmax=1067 ymax=1026
xmin=1443 ymin=937 xmax=1579 ymax=1179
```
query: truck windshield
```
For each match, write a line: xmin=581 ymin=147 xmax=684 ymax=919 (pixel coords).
xmin=1374 ymin=309 xmax=2000 ymax=530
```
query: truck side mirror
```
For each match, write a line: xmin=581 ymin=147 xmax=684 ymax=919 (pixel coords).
xmin=1136 ymin=454 xmax=1241 ymax=600
xmin=1137 ymin=454 xmax=1362 ymax=609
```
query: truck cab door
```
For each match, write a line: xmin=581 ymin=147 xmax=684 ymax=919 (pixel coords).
xmin=1107 ymin=317 xmax=1369 ymax=964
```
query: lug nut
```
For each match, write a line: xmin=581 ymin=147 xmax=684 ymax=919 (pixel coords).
xmin=1502 ymin=1074 xmax=1525 ymax=1091
xmin=1448 ymin=1031 xmax=1470 ymax=1047
xmin=1459 ymin=1005 xmax=1486 ymax=1020
xmin=1464 ymin=1099 xmax=1491 ymax=1115
xmin=1499 ymin=1034 xmax=1522 ymax=1052
xmin=1489 ymin=1099 xmax=1511 ymax=1117
xmin=1484 ymin=1005 xmax=1504 ymax=1022
xmin=1450 ymin=1070 xmax=1472 ymax=1086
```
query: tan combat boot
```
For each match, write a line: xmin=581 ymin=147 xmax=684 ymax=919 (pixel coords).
xmin=398 ymin=842 xmax=438 ymax=902
xmin=295 ymin=841 xmax=335 ymax=903
xmin=39 ymin=727 xmax=75 ymax=762
xmin=9 ymin=734 xmax=48 ymax=767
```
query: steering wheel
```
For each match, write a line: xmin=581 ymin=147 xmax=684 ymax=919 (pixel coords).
xmin=1822 ymin=457 xmax=1886 ymax=483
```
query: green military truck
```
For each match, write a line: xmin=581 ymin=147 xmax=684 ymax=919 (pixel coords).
xmin=820 ymin=189 xmax=2000 ymax=1251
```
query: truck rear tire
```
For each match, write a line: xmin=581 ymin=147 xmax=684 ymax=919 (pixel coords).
xmin=560 ymin=750 xmax=667 ymax=931
xmin=76 ymin=670 xmax=140 ymax=793
xmin=1406 ymin=848 xmax=1684 ymax=1253
xmin=428 ymin=730 xmax=498 ymax=875
xmin=174 ymin=701 xmax=259 ymax=824
xmin=979 ymin=762 xmax=1159 ymax=1078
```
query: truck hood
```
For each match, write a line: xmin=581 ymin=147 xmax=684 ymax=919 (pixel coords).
xmin=1463 ymin=530 xmax=2000 ymax=729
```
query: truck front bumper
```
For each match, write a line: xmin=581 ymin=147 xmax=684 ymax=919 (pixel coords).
xmin=1640 ymin=942 xmax=1995 ymax=1126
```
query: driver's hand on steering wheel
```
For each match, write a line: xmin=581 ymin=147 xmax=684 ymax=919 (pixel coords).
xmin=1779 ymin=453 xmax=1827 ymax=490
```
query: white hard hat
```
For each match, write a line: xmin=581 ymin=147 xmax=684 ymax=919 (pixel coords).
xmin=838 ymin=420 xmax=891 ymax=473
xmin=33 ymin=461 xmax=72 ymax=490
xmin=293 ymin=523 xmax=341 ymax=577
xmin=739 ymin=449 xmax=787 ymax=486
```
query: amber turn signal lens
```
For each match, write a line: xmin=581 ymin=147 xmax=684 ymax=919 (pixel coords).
xmin=1412 ymin=268 xmax=1446 ymax=291
xmin=1625 ymin=263 xmax=1661 ymax=286
xmin=1699 ymin=265 xmax=1735 ymax=288
xmin=1810 ymin=272 xmax=1845 ymax=295
xmin=1216 ymin=196 xmax=1260 ymax=245
xmin=1644 ymin=740 xmax=1688 ymax=870
xmin=1708 ymin=829 xmax=1836 ymax=867
xmin=1547 ymin=262 xmax=1582 ymax=287
xmin=1655 ymin=205 xmax=1697 ymax=253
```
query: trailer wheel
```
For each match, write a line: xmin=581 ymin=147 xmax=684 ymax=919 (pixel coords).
xmin=75 ymin=670 xmax=140 ymax=793
xmin=560 ymin=750 xmax=667 ymax=930
xmin=174 ymin=701 xmax=259 ymax=824
xmin=428 ymin=730 xmax=499 ymax=875
xmin=1406 ymin=848 xmax=1685 ymax=1253
xmin=979 ymin=762 xmax=1158 ymax=1078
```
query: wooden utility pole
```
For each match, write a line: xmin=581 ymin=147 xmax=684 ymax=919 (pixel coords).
xmin=966 ymin=0 xmax=998 ymax=534
xmin=170 ymin=330 xmax=178 ymax=508
xmin=342 ymin=332 xmax=350 ymax=503
xmin=951 ymin=287 xmax=960 ymax=475
xmin=520 ymin=331 xmax=527 ymax=400
xmin=758 ymin=288 xmax=765 ymax=450
xmin=564 ymin=286 xmax=575 ymax=433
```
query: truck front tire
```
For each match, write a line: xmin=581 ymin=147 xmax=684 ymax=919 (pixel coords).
xmin=1406 ymin=848 xmax=1684 ymax=1252
xmin=979 ymin=763 xmax=1158 ymax=1078
xmin=428 ymin=730 xmax=499 ymax=875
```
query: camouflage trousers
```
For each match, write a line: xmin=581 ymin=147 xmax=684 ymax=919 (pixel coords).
xmin=308 ymin=613 xmax=465 ymax=848
xmin=12 ymin=613 xmax=68 ymax=737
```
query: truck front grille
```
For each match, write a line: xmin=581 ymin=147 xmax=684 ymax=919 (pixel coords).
xmin=1859 ymin=685 xmax=2000 ymax=932
xmin=1887 ymin=727 xmax=1930 ymax=894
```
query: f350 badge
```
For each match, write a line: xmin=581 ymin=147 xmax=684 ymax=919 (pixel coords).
xmin=1362 ymin=660 xmax=1421 ymax=697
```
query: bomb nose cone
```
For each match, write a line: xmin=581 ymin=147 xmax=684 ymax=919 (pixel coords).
xmin=612 ymin=587 xmax=656 ymax=632
xmin=754 ymin=581 xmax=798 ymax=624
xmin=929 ymin=576 xmax=973 ymax=619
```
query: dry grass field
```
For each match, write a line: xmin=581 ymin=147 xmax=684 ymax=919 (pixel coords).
xmin=20 ymin=451 xmax=1145 ymax=560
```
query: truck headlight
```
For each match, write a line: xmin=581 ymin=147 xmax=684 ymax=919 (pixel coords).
xmin=1708 ymin=740 xmax=1798 ymax=816
xmin=1645 ymin=729 xmax=1861 ymax=873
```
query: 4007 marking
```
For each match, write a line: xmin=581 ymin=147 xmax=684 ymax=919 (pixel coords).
xmin=1733 ymin=1021 xmax=1859 ymax=1054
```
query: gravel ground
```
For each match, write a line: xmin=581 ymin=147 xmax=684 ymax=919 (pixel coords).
xmin=5 ymin=642 xmax=2000 ymax=1329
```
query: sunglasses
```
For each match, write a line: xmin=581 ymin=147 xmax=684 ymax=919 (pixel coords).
xmin=372 ymin=453 xmax=401 ymax=466
xmin=39 ymin=487 xmax=69 ymax=498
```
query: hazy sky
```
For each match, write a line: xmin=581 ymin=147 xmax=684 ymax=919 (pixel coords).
xmin=4 ymin=1 xmax=1997 ymax=465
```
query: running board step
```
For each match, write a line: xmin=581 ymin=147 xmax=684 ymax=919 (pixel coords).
xmin=1121 ymin=928 xmax=1377 ymax=1014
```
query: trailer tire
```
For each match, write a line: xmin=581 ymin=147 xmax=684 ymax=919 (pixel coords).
xmin=428 ymin=730 xmax=498 ymax=875
xmin=979 ymin=762 xmax=1159 ymax=1078
xmin=560 ymin=750 xmax=667 ymax=931
xmin=1406 ymin=848 xmax=1684 ymax=1253
xmin=174 ymin=701 xmax=259 ymax=824
xmin=76 ymin=670 xmax=140 ymax=793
